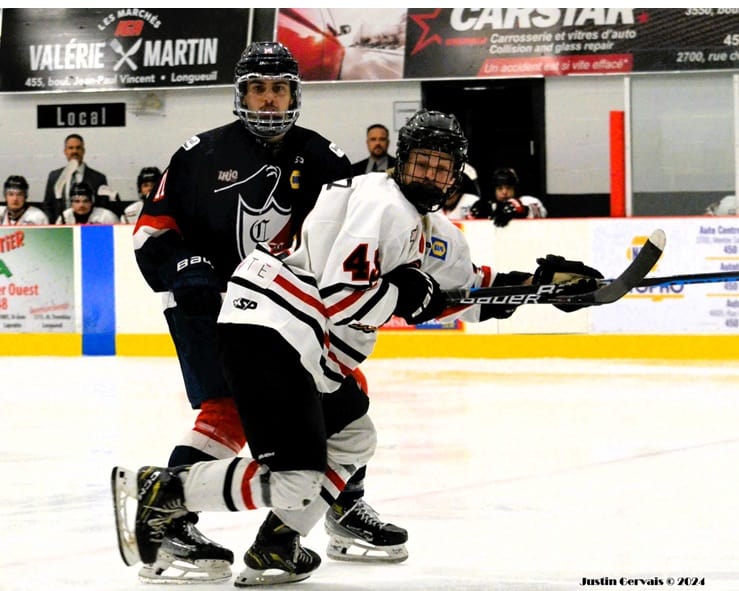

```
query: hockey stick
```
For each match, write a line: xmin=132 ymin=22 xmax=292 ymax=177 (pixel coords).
xmin=445 ymin=228 xmax=666 ymax=307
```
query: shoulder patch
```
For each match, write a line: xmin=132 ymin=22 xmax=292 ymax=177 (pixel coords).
xmin=182 ymin=135 xmax=201 ymax=151
xmin=328 ymin=142 xmax=345 ymax=158
xmin=428 ymin=236 xmax=448 ymax=260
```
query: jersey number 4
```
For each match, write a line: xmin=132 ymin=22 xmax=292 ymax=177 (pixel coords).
xmin=343 ymin=244 xmax=380 ymax=283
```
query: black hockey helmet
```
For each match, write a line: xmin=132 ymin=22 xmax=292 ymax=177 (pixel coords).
xmin=70 ymin=181 xmax=94 ymax=203
xmin=137 ymin=166 xmax=162 ymax=193
xmin=233 ymin=41 xmax=301 ymax=138
xmin=4 ymin=175 xmax=28 ymax=196
xmin=394 ymin=109 xmax=468 ymax=213
xmin=492 ymin=167 xmax=519 ymax=190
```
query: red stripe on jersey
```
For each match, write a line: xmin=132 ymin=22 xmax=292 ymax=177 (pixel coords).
xmin=240 ymin=460 xmax=261 ymax=510
xmin=134 ymin=213 xmax=181 ymax=235
xmin=477 ymin=265 xmax=493 ymax=287
xmin=326 ymin=349 xmax=353 ymax=380
xmin=325 ymin=288 xmax=365 ymax=317
xmin=273 ymin=274 xmax=326 ymax=314
xmin=325 ymin=467 xmax=346 ymax=492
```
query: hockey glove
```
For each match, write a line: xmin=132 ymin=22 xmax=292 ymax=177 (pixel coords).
xmin=493 ymin=198 xmax=529 ymax=227
xmin=469 ymin=198 xmax=494 ymax=220
xmin=533 ymin=254 xmax=603 ymax=313
xmin=171 ymin=255 xmax=222 ymax=317
xmin=385 ymin=265 xmax=446 ymax=325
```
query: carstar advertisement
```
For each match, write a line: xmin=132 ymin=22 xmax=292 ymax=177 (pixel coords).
xmin=404 ymin=8 xmax=739 ymax=79
xmin=0 ymin=8 xmax=249 ymax=92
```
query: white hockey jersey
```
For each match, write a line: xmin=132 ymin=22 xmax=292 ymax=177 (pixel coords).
xmin=219 ymin=173 xmax=495 ymax=393
xmin=0 ymin=205 xmax=49 ymax=226
xmin=56 ymin=206 xmax=120 ymax=225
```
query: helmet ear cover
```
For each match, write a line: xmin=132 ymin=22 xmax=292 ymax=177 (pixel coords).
xmin=394 ymin=109 xmax=468 ymax=213
xmin=233 ymin=42 xmax=302 ymax=138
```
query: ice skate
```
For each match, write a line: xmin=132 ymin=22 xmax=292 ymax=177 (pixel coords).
xmin=325 ymin=499 xmax=409 ymax=563
xmin=235 ymin=512 xmax=321 ymax=587
xmin=138 ymin=513 xmax=234 ymax=583
xmin=111 ymin=466 xmax=189 ymax=568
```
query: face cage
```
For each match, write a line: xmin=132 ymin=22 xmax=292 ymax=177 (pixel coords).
xmin=395 ymin=150 xmax=463 ymax=212
xmin=234 ymin=74 xmax=301 ymax=138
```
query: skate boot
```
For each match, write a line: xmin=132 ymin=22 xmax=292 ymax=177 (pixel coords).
xmin=325 ymin=499 xmax=409 ymax=563
xmin=235 ymin=512 xmax=321 ymax=587
xmin=111 ymin=466 xmax=188 ymax=567
xmin=138 ymin=512 xmax=234 ymax=583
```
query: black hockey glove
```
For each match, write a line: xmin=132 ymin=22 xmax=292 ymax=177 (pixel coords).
xmin=494 ymin=198 xmax=529 ymax=227
xmin=533 ymin=254 xmax=604 ymax=313
xmin=171 ymin=255 xmax=222 ymax=317
xmin=385 ymin=265 xmax=446 ymax=325
xmin=469 ymin=198 xmax=494 ymax=220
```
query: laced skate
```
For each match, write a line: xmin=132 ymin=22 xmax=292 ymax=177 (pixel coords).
xmin=138 ymin=513 xmax=234 ymax=583
xmin=235 ymin=512 xmax=321 ymax=587
xmin=111 ymin=466 xmax=188 ymax=568
xmin=325 ymin=499 xmax=409 ymax=563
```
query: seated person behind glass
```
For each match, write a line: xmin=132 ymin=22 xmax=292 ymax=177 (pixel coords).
xmin=56 ymin=182 xmax=120 ymax=225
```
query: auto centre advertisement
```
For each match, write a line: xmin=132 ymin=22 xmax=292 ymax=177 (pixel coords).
xmin=0 ymin=227 xmax=75 ymax=333
xmin=590 ymin=218 xmax=739 ymax=335
xmin=0 ymin=8 xmax=249 ymax=92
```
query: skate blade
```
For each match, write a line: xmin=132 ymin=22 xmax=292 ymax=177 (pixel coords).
xmin=111 ymin=466 xmax=141 ymax=566
xmin=234 ymin=565 xmax=312 ymax=587
xmin=139 ymin=552 xmax=232 ymax=584
xmin=327 ymin=536 xmax=409 ymax=564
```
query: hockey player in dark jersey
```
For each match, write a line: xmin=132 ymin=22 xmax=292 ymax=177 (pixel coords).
xmin=114 ymin=109 xmax=603 ymax=585
xmin=129 ymin=42 xmax=406 ymax=583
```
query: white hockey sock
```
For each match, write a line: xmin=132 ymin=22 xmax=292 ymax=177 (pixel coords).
xmin=183 ymin=457 xmax=323 ymax=513
xmin=183 ymin=457 xmax=269 ymax=511
xmin=274 ymin=460 xmax=353 ymax=536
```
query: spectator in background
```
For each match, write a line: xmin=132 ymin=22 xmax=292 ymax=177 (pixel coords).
xmin=472 ymin=167 xmax=547 ymax=227
xmin=0 ymin=175 xmax=49 ymax=225
xmin=43 ymin=133 xmax=111 ymax=222
xmin=55 ymin=182 xmax=119 ymax=225
xmin=121 ymin=167 xmax=162 ymax=224
xmin=351 ymin=123 xmax=396 ymax=175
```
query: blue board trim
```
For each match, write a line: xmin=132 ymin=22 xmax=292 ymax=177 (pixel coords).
xmin=81 ymin=225 xmax=115 ymax=355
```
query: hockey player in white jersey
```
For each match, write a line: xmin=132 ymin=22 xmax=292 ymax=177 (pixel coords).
xmin=112 ymin=109 xmax=602 ymax=586
xmin=55 ymin=182 xmax=119 ymax=225
xmin=0 ymin=176 xmax=49 ymax=225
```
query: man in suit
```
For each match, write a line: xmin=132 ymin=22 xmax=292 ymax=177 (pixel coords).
xmin=350 ymin=123 xmax=396 ymax=175
xmin=43 ymin=133 xmax=110 ymax=222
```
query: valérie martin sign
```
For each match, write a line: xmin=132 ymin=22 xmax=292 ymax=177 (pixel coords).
xmin=0 ymin=8 xmax=249 ymax=92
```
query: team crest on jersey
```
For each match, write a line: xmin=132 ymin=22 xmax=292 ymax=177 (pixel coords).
xmin=213 ymin=165 xmax=291 ymax=259
xmin=429 ymin=236 xmax=448 ymax=260
xmin=290 ymin=170 xmax=300 ymax=189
